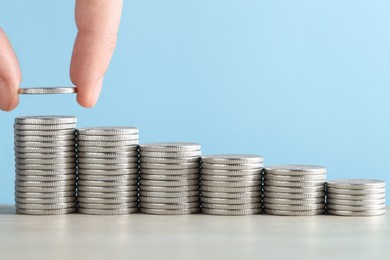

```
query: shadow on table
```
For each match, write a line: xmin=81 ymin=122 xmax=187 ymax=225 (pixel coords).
xmin=0 ymin=205 xmax=16 ymax=215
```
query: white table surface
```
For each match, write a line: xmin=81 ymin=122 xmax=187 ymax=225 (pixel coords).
xmin=0 ymin=205 xmax=388 ymax=260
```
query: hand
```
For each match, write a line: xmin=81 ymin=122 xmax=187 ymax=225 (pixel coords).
xmin=0 ymin=0 xmax=123 ymax=111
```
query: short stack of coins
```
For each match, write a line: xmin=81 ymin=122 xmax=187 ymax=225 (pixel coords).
xmin=14 ymin=116 xmax=77 ymax=215
xmin=200 ymin=155 xmax=263 ymax=216
xmin=139 ymin=142 xmax=201 ymax=215
xmin=326 ymin=179 xmax=386 ymax=216
xmin=76 ymin=127 xmax=139 ymax=215
xmin=263 ymin=165 xmax=326 ymax=216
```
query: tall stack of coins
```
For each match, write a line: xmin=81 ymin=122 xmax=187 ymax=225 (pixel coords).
xmin=14 ymin=116 xmax=77 ymax=215
xmin=263 ymin=165 xmax=326 ymax=216
xmin=200 ymin=155 xmax=263 ymax=216
xmin=76 ymin=127 xmax=139 ymax=215
xmin=326 ymin=179 xmax=386 ymax=216
xmin=139 ymin=142 xmax=201 ymax=215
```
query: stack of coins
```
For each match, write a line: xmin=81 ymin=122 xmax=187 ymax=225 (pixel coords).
xmin=14 ymin=116 xmax=77 ymax=215
xmin=326 ymin=179 xmax=386 ymax=216
xmin=200 ymin=155 xmax=263 ymax=216
xmin=139 ymin=142 xmax=201 ymax=215
xmin=263 ymin=165 xmax=326 ymax=216
xmin=76 ymin=127 xmax=139 ymax=215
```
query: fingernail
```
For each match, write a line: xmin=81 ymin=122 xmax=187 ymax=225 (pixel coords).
xmin=0 ymin=78 xmax=11 ymax=111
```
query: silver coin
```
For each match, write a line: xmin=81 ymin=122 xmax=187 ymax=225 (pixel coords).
xmin=139 ymin=142 xmax=201 ymax=152
xmin=15 ymin=116 xmax=77 ymax=124
xmin=77 ymin=157 xmax=138 ymax=164
xmin=263 ymin=197 xmax=324 ymax=205
xmin=77 ymin=146 xmax=138 ymax=153
xmin=202 ymin=202 xmax=261 ymax=210
xmin=201 ymin=180 xmax=261 ymax=188
xmin=264 ymin=186 xmax=325 ymax=193
xmin=327 ymin=187 xmax=386 ymax=195
xmin=201 ymin=168 xmax=262 ymax=176
xmin=15 ymin=185 xmax=75 ymax=193
xmin=264 ymin=203 xmax=325 ymax=211
xmin=15 ymin=180 xmax=76 ymax=187
xmin=78 ymin=169 xmax=139 ymax=176
xmin=201 ymin=162 xmax=263 ymax=170
xmin=326 ymin=198 xmax=386 ymax=206
xmin=77 ymin=127 xmax=139 ymax=136
xmin=139 ymin=208 xmax=200 ymax=215
xmin=16 ymin=169 xmax=76 ymax=176
xmin=201 ymin=174 xmax=261 ymax=182
xmin=140 ymin=151 xmax=201 ymax=158
xmin=327 ymin=179 xmax=385 ymax=190
xmin=201 ymin=154 xmax=263 ymax=164
xmin=15 ymin=191 xmax=76 ymax=199
xmin=265 ymin=180 xmax=325 ymax=188
xmin=77 ymin=140 xmax=138 ymax=147
xmin=77 ymin=197 xmax=137 ymax=204
xmin=14 ymin=129 xmax=76 ymax=136
xmin=200 ymin=191 xmax=261 ymax=199
xmin=140 ymin=168 xmax=200 ymax=175
xmin=326 ymin=193 xmax=386 ymax=200
xmin=78 ymin=174 xmax=138 ymax=181
xmin=78 ymin=208 xmax=138 ymax=215
xmin=140 ymin=157 xmax=199 ymax=164
xmin=16 ymin=174 xmax=75 ymax=182
xmin=15 ymin=140 xmax=76 ymax=148
xmin=16 ymin=163 xmax=76 ymax=170
xmin=139 ymin=190 xmax=200 ymax=198
xmin=78 ymin=163 xmax=138 ymax=170
xmin=76 ymin=151 xmax=138 ymax=158
xmin=265 ymin=165 xmax=327 ymax=175
xmin=77 ymin=191 xmax=138 ymax=198
xmin=16 ymin=207 xmax=77 ymax=215
xmin=264 ymin=173 xmax=326 ymax=181
xmin=140 ymin=185 xmax=199 ymax=192
xmin=77 ymin=134 xmax=139 ymax=141
xmin=14 ymin=123 xmax=76 ymax=131
xmin=15 ymin=151 xmax=76 ymax=159
xmin=140 ymin=174 xmax=199 ymax=181
xmin=15 ymin=146 xmax=75 ymax=153
xmin=78 ymin=202 xmax=138 ymax=210
xmin=264 ymin=209 xmax=325 ymax=216
xmin=201 ymin=208 xmax=261 ymax=216
xmin=327 ymin=208 xmax=386 ymax=216
xmin=327 ymin=204 xmax=386 ymax=211
xmin=263 ymin=191 xmax=325 ymax=199
xmin=140 ymin=196 xmax=199 ymax=204
xmin=77 ymin=179 xmax=138 ymax=187
xmin=15 ymin=196 xmax=76 ymax=204
xmin=140 ymin=202 xmax=200 ymax=210
xmin=139 ymin=179 xmax=199 ymax=187
xmin=141 ymin=161 xmax=200 ymax=170
xmin=201 ymin=186 xmax=260 ymax=193
xmin=77 ymin=186 xmax=136 ymax=193
xmin=201 ymin=197 xmax=261 ymax=205
xmin=18 ymin=87 xmax=76 ymax=95
xmin=15 ymin=134 xmax=75 ymax=142
xmin=16 ymin=202 xmax=77 ymax=210
xmin=16 ymin=157 xmax=75 ymax=165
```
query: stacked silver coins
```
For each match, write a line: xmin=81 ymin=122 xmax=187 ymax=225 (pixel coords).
xmin=139 ymin=142 xmax=201 ymax=215
xmin=200 ymin=155 xmax=263 ymax=216
xmin=263 ymin=165 xmax=326 ymax=216
xmin=76 ymin=127 xmax=139 ymax=215
xmin=14 ymin=116 xmax=77 ymax=215
xmin=327 ymin=179 xmax=386 ymax=216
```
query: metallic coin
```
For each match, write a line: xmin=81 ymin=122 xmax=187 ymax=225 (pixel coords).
xmin=265 ymin=180 xmax=325 ymax=188
xmin=15 ymin=134 xmax=75 ymax=142
xmin=16 ymin=174 xmax=75 ymax=182
xmin=77 ymin=134 xmax=139 ymax=141
xmin=142 ymin=162 xmax=200 ymax=171
xmin=77 ymin=146 xmax=138 ymax=153
xmin=201 ymin=186 xmax=260 ymax=193
xmin=14 ymin=123 xmax=76 ymax=131
xmin=139 ymin=190 xmax=200 ymax=198
xmin=139 ymin=151 xmax=201 ymax=158
xmin=263 ymin=191 xmax=325 ymax=199
xmin=15 ymin=185 xmax=75 ymax=193
xmin=16 ymin=207 xmax=77 ymax=215
xmin=78 ymin=169 xmax=139 ymax=176
xmin=327 ymin=204 xmax=386 ymax=211
xmin=15 ymin=180 xmax=76 ymax=188
xmin=264 ymin=186 xmax=325 ymax=193
xmin=200 ymin=191 xmax=261 ymax=199
xmin=201 ymin=197 xmax=261 ymax=205
xmin=15 ymin=196 xmax=76 ymax=204
xmin=140 ymin=196 xmax=199 ymax=204
xmin=201 ymin=154 xmax=263 ymax=164
xmin=201 ymin=162 xmax=263 ymax=170
xmin=78 ymin=174 xmax=138 ymax=181
xmin=16 ymin=169 xmax=76 ymax=176
xmin=16 ymin=157 xmax=75 ymax=165
xmin=201 ymin=208 xmax=261 ymax=216
xmin=327 ymin=208 xmax=386 ymax=216
xmin=326 ymin=193 xmax=386 ymax=201
xmin=76 ymin=151 xmax=138 ymax=158
xmin=140 ymin=185 xmax=199 ymax=192
xmin=265 ymin=165 xmax=326 ymax=175
xmin=201 ymin=180 xmax=261 ymax=188
xmin=139 ymin=208 xmax=200 ymax=215
xmin=77 ymin=197 xmax=137 ymax=204
xmin=78 ymin=208 xmax=138 ymax=215
xmin=77 ymin=191 xmax=138 ymax=198
xmin=140 ymin=174 xmax=199 ymax=181
xmin=201 ymin=174 xmax=261 ymax=182
xmin=16 ymin=163 xmax=76 ymax=170
xmin=202 ymin=202 xmax=261 ymax=210
xmin=77 ymin=179 xmax=138 ymax=187
xmin=140 ymin=157 xmax=199 ymax=164
xmin=140 ymin=202 xmax=200 ymax=210
xmin=264 ymin=173 xmax=326 ymax=182
xmin=77 ymin=157 xmax=138 ymax=164
xmin=77 ymin=140 xmax=139 ymax=147
xmin=14 ymin=129 xmax=76 ymax=136
xmin=15 ymin=191 xmax=76 ymax=199
xmin=139 ymin=142 xmax=201 ymax=152
xmin=15 ymin=116 xmax=77 ymax=125
xmin=139 ymin=179 xmax=199 ymax=187
xmin=326 ymin=198 xmax=386 ymax=206
xmin=140 ymin=168 xmax=199 ymax=175
xmin=201 ymin=168 xmax=261 ymax=176
xmin=264 ymin=203 xmax=325 ymax=211
xmin=77 ymin=127 xmax=139 ymax=136
xmin=16 ymin=202 xmax=77 ymax=210
xmin=15 ymin=146 xmax=75 ymax=153
xmin=264 ymin=208 xmax=325 ymax=216
xmin=77 ymin=186 xmax=136 ymax=193
xmin=78 ymin=163 xmax=138 ymax=170
xmin=15 ymin=140 xmax=76 ymax=148
xmin=15 ymin=151 xmax=76 ymax=159
xmin=18 ymin=87 xmax=76 ymax=95
xmin=327 ymin=187 xmax=386 ymax=195
xmin=78 ymin=202 xmax=138 ymax=210
xmin=263 ymin=197 xmax=324 ymax=205
xmin=327 ymin=179 xmax=385 ymax=190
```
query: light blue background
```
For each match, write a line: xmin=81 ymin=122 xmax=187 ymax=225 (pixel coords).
xmin=0 ymin=1 xmax=389 ymax=204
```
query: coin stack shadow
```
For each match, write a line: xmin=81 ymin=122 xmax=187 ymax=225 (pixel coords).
xmin=263 ymin=165 xmax=326 ymax=216
xmin=76 ymin=127 xmax=139 ymax=215
xmin=139 ymin=142 xmax=201 ymax=215
xmin=326 ymin=179 xmax=386 ymax=216
xmin=14 ymin=116 xmax=77 ymax=215
xmin=200 ymin=155 xmax=263 ymax=216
